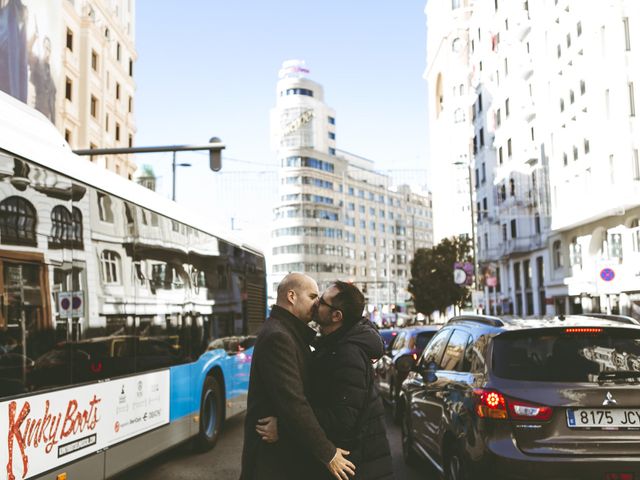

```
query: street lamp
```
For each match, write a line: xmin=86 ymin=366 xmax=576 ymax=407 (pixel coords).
xmin=73 ymin=137 xmax=225 ymax=202
xmin=453 ymin=157 xmax=479 ymax=312
xmin=171 ymin=153 xmax=191 ymax=201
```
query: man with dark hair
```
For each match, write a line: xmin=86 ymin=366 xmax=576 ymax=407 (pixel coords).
xmin=241 ymin=273 xmax=355 ymax=480
xmin=257 ymin=281 xmax=394 ymax=479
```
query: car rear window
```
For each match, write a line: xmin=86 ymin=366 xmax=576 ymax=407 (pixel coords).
xmin=415 ymin=332 xmax=436 ymax=351
xmin=492 ymin=328 xmax=640 ymax=382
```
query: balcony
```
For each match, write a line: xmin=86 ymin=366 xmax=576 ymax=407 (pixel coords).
xmin=499 ymin=235 xmax=544 ymax=257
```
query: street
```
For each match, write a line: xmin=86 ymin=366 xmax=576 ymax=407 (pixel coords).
xmin=117 ymin=408 xmax=434 ymax=479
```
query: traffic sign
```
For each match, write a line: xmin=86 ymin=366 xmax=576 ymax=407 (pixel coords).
xmin=600 ymin=268 xmax=615 ymax=282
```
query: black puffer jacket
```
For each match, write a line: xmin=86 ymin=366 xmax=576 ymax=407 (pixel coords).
xmin=309 ymin=319 xmax=394 ymax=480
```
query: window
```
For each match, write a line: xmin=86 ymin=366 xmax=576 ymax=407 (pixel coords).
xmin=623 ymin=17 xmax=631 ymax=51
xmin=91 ymin=50 xmax=98 ymax=70
xmin=607 ymin=233 xmax=623 ymax=260
xmin=553 ymin=240 xmax=563 ymax=269
xmin=570 ymin=90 xmax=575 ymax=104
xmin=569 ymin=237 xmax=582 ymax=267
xmin=633 ymin=149 xmax=640 ymax=180
xmin=328 ymin=116 xmax=335 ymax=125
xmin=90 ymin=95 xmax=98 ymax=118
xmin=440 ymin=330 xmax=471 ymax=371
xmin=66 ymin=28 xmax=73 ymax=51
xmin=630 ymin=82 xmax=636 ymax=117
xmin=507 ymin=138 xmax=512 ymax=157
xmin=129 ymin=59 xmax=133 ymax=76
xmin=116 ymin=82 xmax=120 ymax=100
xmin=420 ymin=329 xmax=452 ymax=368
xmin=329 ymin=147 xmax=336 ymax=156
xmin=105 ymin=113 xmax=109 ymax=132
xmin=0 ymin=196 xmax=37 ymax=246
xmin=584 ymin=139 xmax=590 ymax=154
xmin=116 ymin=42 xmax=121 ymax=61
xmin=580 ymin=80 xmax=586 ymax=95
xmin=510 ymin=219 xmax=517 ymax=238
xmin=64 ymin=129 xmax=71 ymax=143
xmin=128 ymin=96 xmax=133 ymax=113
xmin=573 ymin=146 xmax=579 ymax=161
xmin=631 ymin=219 xmax=640 ymax=252
xmin=97 ymin=192 xmax=114 ymax=223
xmin=328 ymin=132 xmax=335 ymax=140
xmin=49 ymin=206 xmax=83 ymax=249
xmin=577 ymin=21 xmax=582 ymax=36
xmin=100 ymin=250 xmax=121 ymax=284
xmin=65 ymin=77 xmax=72 ymax=101
xmin=115 ymin=123 xmax=121 ymax=141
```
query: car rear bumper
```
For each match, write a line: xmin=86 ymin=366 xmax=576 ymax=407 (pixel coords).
xmin=485 ymin=437 xmax=640 ymax=480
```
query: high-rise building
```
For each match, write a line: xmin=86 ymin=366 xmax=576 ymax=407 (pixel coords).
xmin=269 ymin=60 xmax=433 ymax=314
xmin=0 ymin=0 xmax=137 ymax=178
xmin=425 ymin=0 xmax=640 ymax=318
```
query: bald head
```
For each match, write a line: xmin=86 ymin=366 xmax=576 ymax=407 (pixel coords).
xmin=276 ymin=273 xmax=319 ymax=323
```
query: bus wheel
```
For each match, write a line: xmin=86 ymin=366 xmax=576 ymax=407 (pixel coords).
xmin=195 ymin=376 xmax=224 ymax=452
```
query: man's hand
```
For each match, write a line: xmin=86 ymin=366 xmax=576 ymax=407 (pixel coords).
xmin=255 ymin=416 xmax=279 ymax=443
xmin=326 ymin=448 xmax=355 ymax=480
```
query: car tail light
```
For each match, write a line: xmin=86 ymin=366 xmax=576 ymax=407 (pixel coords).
xmin=473 ymin=389 xmax=552 ymax=421
xmin=508 ymin=398 xmax=553 ymax=421
xmin=564 ymin=327 xmax=603 ymax=334
xmin=412 ymin=353 xmax=417 ymax=361
xmin=605 ymin=474 xmax=634 ymax=480
xmin=473 ymin=389 xmax=508 ymax=419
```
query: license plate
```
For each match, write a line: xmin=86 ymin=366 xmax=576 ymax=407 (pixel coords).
xmin=567 ymin=409 xmax=640 ymax=428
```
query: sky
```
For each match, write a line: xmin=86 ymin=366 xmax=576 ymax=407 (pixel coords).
xmin=133 ymin=0 xmax=430 ymax=244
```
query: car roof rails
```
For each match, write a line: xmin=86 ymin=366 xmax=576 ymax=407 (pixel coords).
xmin=575 ymin=313 xmax=640 ymax=325
xmin=447 ymin=315 xmax=505 ymax=328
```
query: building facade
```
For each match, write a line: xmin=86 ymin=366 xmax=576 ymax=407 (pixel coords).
xmin=269 ymin=61 xmax=434 ymax=314
xmin=0 ymin=0 xmax=137 ymax=178
xmin=426 ymin=0 xmax=640 ymax=318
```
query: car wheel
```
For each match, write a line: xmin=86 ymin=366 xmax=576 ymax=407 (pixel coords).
xmin=194 ymin=375 xmax=224 ymax=452
xmin=400 ymin=404 xmax=420 ymax=466
xmin=445 ymin=445 xmax=468 ymax=480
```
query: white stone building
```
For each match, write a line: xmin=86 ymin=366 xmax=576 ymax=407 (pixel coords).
xmin=426 ymin=0 xmax=640 ymax=317
xmin=269 ymin=61 xmax=434 ymax=314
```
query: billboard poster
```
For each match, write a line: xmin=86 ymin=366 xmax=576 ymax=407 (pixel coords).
xmin=0 ymin=370 xmax=170 ymax=480
xmin=0 ymin=0 xmax=61 ymax=123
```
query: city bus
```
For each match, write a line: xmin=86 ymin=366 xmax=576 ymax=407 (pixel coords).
xmin=0 ymin=91 xmax=267 ymax=479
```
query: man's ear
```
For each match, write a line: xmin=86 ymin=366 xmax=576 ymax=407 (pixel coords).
xmin=286 ymin=289 xmax=296 ymax=305
xmin=333 ymin=310 xmax=343 ymax=324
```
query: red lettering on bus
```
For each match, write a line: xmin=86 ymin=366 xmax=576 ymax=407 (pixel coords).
xmin=6 ymin=395 xmax=102 ymax=480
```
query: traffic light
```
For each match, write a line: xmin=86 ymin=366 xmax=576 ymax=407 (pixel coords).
xmin=209 ymin=137 xmax=222 ymax=171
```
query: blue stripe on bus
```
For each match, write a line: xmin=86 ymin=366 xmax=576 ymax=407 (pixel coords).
xmin=169 ymin=347 xmax=253 ymax=421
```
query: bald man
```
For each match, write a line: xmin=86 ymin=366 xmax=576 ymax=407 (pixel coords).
xmin=241 ymin=273 xmax=355 ymax=480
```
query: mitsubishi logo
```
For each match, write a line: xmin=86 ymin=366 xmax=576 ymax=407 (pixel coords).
xmin=602 ymin=391 xmax=617 ymax=406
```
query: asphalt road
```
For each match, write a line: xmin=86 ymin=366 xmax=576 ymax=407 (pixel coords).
xmin=117 ymin=408 xmax=436 ymax=479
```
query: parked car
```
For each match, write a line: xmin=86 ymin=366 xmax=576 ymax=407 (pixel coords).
xmin=375 ymin=325 xmax=439 ymax=419
xmin=399 ymin=314 xmax=640 ymax=479
xmin=378 ymin=327 xmax=400 ymax=350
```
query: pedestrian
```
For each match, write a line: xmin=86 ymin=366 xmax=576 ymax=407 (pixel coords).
xmin=240 ymin=273 xmax=355 ymax=480
xmin=257 ymin=281 xmax=394 ymax=480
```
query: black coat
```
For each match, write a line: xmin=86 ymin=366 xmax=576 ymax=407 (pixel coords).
xmin=309 ymin=319 xmax=394 ymax=480
xmin=240 ymin=305 xmax=335 ymax=480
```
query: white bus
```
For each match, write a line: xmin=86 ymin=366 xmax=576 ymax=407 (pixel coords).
xmin=0 ymin=91 xmax=267 ymax=479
